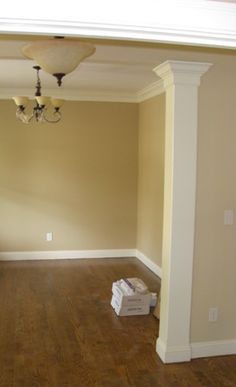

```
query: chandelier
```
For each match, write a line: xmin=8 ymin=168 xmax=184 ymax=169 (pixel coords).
xmin=12 ymin=38 xmax=96 ymax=124
xmin=13 ymin=65 xmax=64 ymax=124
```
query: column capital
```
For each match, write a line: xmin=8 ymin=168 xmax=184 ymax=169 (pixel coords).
xmin=153 ymin=60 xmax=212 ymax=89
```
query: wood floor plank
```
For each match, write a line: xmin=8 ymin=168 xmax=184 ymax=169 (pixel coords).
xmin=0 ymin=258 xmax=235 ymax=386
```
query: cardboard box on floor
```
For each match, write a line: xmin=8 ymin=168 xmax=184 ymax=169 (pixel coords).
xmin=111 ymin=294 xmax=150 ymax=316
xmin=112 ymin=282 xmax=151 ymax=307
xmin=111 ymin=278 xmax=151 ymax=316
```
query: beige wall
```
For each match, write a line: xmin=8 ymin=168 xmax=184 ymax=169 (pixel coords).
xmin=0 ymin=101 xmax=138 ymax=251
xmin=135 ymin=48 xmax=236 ymax=345
xmin=134 ymin=49 xmax=236 ymax=344
xmin=191 ymin=54 xmax=236 ymax=342
xmin=137 ymin=95 xmax=165 ymax=267
xmin=1 ymin=47 xmax=236 ymax=346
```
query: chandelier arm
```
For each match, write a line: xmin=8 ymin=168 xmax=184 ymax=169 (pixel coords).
xmin=27 ymin=113 xmax=35 ymax=123
xmin=13 ymin=66 xmax=64 ymax=124
xmin=16 ymin=106 xmax=34 ymax=124
xmin=42 ymin=109 xmax=61 ymax=123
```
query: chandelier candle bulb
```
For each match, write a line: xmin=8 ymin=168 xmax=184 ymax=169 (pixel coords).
xmin=51 ymin=98 xmax=64 ymax=108
xmin=12 ymin=96 xmax=29 ymax=107
xmin=35 ymin=96 xmax=50 ymax=106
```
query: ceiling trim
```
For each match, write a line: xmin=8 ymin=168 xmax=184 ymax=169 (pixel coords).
xmin=0 ymin=88 xmax=138 ymax=103
xmin=0 ymin=79 xmax=164 ymax=104
xmin=137 ymin=80 xmax=164 ymax=102
xmin=0 ymin=1 xmax=236 ymax=49
xmin=1 ymin=18 xmax=236 ymax=49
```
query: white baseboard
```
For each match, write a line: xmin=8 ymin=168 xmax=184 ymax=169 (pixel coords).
xmin=136 ymin=249 xmax=162 ymax=278
xmin=0 ymin=249 xmax=136 ymax=261
xmin=156 ymin=338 xmax=236 ymax=363
xmin=0 ymin=249 xmax=163 ymax=280
xmin=191 ymin=339 xmax=236 ymax=359
xmin=156 ymin=337 xmax=191 ymax=363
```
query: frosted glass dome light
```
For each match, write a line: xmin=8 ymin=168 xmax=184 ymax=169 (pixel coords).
xmin=22 ymin=39 xmax=96 ymax=86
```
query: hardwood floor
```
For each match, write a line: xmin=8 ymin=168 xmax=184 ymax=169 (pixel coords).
xmin=0 ymin=257 xmax=235 ymax=387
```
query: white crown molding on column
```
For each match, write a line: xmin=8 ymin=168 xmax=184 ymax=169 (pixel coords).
xmin=0 ymin=1 xmax=236 ymax=49
xmin=153 ymin=61 xmax=213 ymax=88
xmin=154 ymin=60 xmax=212 ymax=363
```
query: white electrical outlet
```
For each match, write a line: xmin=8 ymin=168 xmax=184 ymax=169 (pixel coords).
xmin=224 ymin=210 xmax=234 ymax=225
xmin=46 ymin=232 xmax=53 ymax=242
xmin=208 ymin=307 xmax=218 ymax=322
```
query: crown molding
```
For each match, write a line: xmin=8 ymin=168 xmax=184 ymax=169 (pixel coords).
xmin=0 ymin=79 xmax=165 ymax=103
xmin=0 ymin=1 xmax=236 ymax=49
xmin=137 ymin=80 xmax=164 ymax=102
xmin=2 ymin=17 xmax=236 ymax=49
xmin=0 ymin=87 xmax=139 ymax=103
xmin=154 ymin=60 xmax=213 ymax=88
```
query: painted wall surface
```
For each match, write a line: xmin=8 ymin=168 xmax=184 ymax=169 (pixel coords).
xmin=1 ymin=45 xmax=236 ymax=348
xmin=137 ymin=95 xmax=165 ymax=267
xmin=191 ymin=54 xmax=236 ymax=342
xmin=0 ymin=101 xmax=138 ymax=251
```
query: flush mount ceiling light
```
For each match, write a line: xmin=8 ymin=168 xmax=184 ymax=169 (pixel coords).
xmin=22 ymin=38 xmax=96 ymax=86
xmin=13 ymin=66 xmax=64 ymax=124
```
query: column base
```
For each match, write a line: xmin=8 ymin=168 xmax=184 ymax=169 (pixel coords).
xmin=156 ymin=337 xmax=191 ymax=363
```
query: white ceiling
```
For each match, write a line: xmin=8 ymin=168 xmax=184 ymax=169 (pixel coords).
xmin=0 ymin=39 xmax=165 ymax=102
xmin=0 ymin=35 xmax=235 ymax=103
xmin=0 ymin=1 xmax=235 ymax=103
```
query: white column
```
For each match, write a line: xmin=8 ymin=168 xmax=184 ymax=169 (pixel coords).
xmin=153 ymin=61 xmax=212 ymax=363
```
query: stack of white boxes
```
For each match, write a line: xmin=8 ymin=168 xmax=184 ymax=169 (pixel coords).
xmin=111 ymin=278 xmax=152 ymax=316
